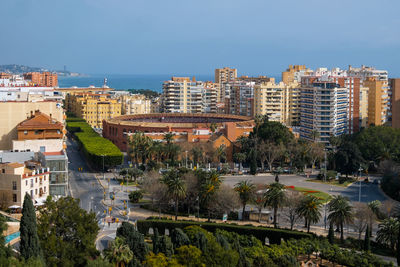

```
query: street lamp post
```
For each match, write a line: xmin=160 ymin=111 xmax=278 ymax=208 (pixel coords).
xmin=102 ymin=154 xmax=105 ymax=181
xmin=196 ymin=196 xmax=199 ymax=221
xmin=185 ymin=151 xmax=188 ymax=168
xmin=358 ymin=165 xmax=363 ymax=202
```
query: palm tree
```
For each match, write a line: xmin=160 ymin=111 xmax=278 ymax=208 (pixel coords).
xmin=264 ymin=182 xmax=286 ymax=228
xmin=198 ymin=170 xmax=222 ymax=221
xmin=233 ymin=153 xmax=246 ymax=171
xmin=367 ymin=200 xmax=381 ymax=235
xmin=161 ymin=169 xmax=186 ymax=220
xmin=377 ymin=217 xmax=400 ymax=250
xmin=214 ymin=145 xmax=226 ymax=164
xmin=296 ymin=195 xmax=322 ymax=233
xmin=234 ymin=180 xmax=255 ymax=221
xmin=191 ymin=146 xmax=203 ymax=167
xmin=328 ymin=195 xmax=353 ymax=242
xmin=105 ymin=237 xmax=133 ymax=267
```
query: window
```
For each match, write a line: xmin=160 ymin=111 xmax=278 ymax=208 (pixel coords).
xmin=1 ymin=169 xmax=4 ymax=173
xmin=35 ymin=189 xmax=37 ymax=195
xmin=30 ymin=190 xmax=33 ymax=197
xmin=26 ymin=180 xmax=28 ymax=186
xmin=12 ymin=181 xmax=17 ymax=190
xmin=40 ymin=146 xmax=46 ymax=152
xmin=24 ymin=130 xmax=28 ymax=135
xmin=12 ymin=194 xmax=17 ymax=203
xmin=35 ymin=177 xmax=37 ymax=183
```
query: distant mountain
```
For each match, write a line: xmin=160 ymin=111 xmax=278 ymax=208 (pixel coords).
xmin=0 ymin=64 xmax=82 ymax=76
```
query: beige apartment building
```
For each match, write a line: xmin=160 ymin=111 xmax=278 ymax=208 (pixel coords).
xmin=253 ymin=79 xmax=300 ymax=125
xmin=66 ymin=93 xmax=122 ymax=128
xmin=0 ymin=101 xmax=64 ymax=150
xmin=364 ymin=77 xmax=390 ymax=126
xmin=0 ymin=162 xmax=50 ymax=208
xmin=120 ymin=94 xmax=151 ymax=115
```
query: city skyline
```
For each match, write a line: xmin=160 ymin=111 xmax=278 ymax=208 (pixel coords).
xmin=1 ymin=0 xmax=400 ymax=76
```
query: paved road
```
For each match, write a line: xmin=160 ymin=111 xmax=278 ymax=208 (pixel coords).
xmin=66 ymin=138 xmax=128 ymax=250
xmin=222 ymin=174 xmax=388 ymax=203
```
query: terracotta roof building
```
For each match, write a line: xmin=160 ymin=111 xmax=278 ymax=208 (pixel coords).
xmin=17 ymin=110 xmax=64 ymax=141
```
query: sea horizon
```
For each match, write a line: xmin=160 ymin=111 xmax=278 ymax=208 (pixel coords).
xmin=59 ymin=73 xmax=281 ymax=92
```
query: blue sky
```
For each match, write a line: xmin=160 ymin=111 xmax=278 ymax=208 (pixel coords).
xmin=1 ymin=0 xmax=400 ymax=76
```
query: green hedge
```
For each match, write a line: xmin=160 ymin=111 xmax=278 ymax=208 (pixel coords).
xmin=66 ymin=118 xmax=123 ymax=169
xmin=136 ymin=219 xmax=313 ymax=245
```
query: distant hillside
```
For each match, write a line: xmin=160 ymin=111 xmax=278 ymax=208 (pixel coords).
xmin=0 ymin=64 xmax=82 ymax=76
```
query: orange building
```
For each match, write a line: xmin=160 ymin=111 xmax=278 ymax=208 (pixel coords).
xmin=17 ymin=110 xmax=64 ymax=141
xmin=0 ymin=73 xmax=12 ymax=79
xmin=391 ymin=79 xmax=400 ymax=129
xmin=23 ymin=72 xmax=58 ymax=87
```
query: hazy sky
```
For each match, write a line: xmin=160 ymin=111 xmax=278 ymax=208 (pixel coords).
xmin=1 ymin=0 xmax=400 ymax=76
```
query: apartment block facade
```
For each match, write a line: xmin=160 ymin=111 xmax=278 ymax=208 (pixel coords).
xmin=0 ymin=162 xmax=50 ymax=208
xmin=23 ymin=72 xmax=58 ymax=87
xmin=228 ymin=81 xmax=254 ymax=117
xmin=364 ymin=77 xmax=390 ymax=126
xmin=162 ymin=77 xmax=217 ymax=114
xmin=300 ymin=81 xmax=348 ymax=143
xmin=253 ymin=80 xmax=300 ymax=126
xmin=66 ymin=93 xmax=122 ymax=128
xmin=120 ymin=94 xmax=151 ymax=115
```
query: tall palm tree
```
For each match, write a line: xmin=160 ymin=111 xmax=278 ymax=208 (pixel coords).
xmin=198 ymin=170 xmax=222 ymax=221
xmin=234 ymin=180 xmax=255 ymax=221
xmin=105 ymin=237 xmax=133 ymax=267
xmin=161 ymin=169 xmax=186 ymax=220
xmin=264 ymin=182 xmax=286 ymax=228
xmin=296 ymin=195 xmax=322 ymax=233
xmin=367 ymin=200 xmax=381 ymax=235
xmin=377 ymin=217 xmax=400 ymax=250
xmin=328 ymin=195 xmax=353 ymax=242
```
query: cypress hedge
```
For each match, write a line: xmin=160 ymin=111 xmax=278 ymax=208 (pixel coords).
xmin=20 ymin=194 xmax=42 ymax=260
xmin=66 ymin=118 xmax=123 ymax=169
xmin=136 ymin=219 xmax=313 ymax=245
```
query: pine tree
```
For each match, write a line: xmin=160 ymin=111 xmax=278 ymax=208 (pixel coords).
xmin=328 ymin=223 xmax=335 ymax=244
xmin=152 ymin=228 xmax=160 ymax=254
xmin=170 ymin=228 xmax=190 ymax=250
xmin=20 ymin=193 xmax=41 ymax=260
xmin=158 ymin=236 xmax=174 ymax=257
xmin=364 ymin=225 xmax=371 ymax=251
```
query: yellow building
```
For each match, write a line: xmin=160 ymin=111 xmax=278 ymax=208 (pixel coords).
xmin=66 ymin=93 xmax=122 ymax=128
xmin=282 ymin=65 xmax=312 ymax=84
xmin=364 ymin=77 xmax=389 ymax=126
xmin=253 ymin=79 xmax=300 ymax=126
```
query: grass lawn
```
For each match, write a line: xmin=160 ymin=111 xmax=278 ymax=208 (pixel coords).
xmin=306 ymin=178 xmax=356 ymax=187
xmin=290 ymin=186 xmax=332 ymax=203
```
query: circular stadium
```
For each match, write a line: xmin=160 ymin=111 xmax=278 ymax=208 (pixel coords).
xmin=102 ymin=113 xmax=254 ymax=151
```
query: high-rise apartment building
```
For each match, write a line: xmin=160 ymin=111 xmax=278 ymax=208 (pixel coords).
xmin=253 ymin=80 xmax=300 ymax=125
xmin=215 ymin=67 xmax=237 ymax=84
xmin=23 ymin=72 xmax=58 ymax=87
xmin=162 ymin=77 xmax=217 ymax=114
xmin=391 ymin=79 xmax=400 ymax=129
xmin=215 ymin=67 xmax=237 ymax=102
xmin=300 ymin=81 xmax=348 ymax=143
xmin=363 ymin=77 xmax=390 ymax=126
xmin=228 ymin=81 xmax=254 ymax=117
xmin=360 ymin=86 xmax=369 ymax=128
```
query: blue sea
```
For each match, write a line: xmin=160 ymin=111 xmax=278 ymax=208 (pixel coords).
xmin=58 ymin=74 xmax=214 ymax=93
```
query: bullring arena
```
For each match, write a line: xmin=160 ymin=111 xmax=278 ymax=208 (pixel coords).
xmin=102 ymin=113 xmax=255 ymax=152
